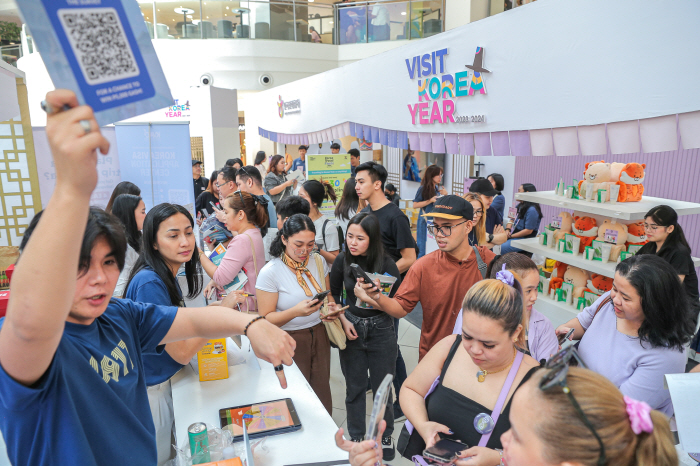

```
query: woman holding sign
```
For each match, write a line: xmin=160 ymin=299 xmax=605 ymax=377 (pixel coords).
xmin=199 ymin=191 xmax=268 ymax=311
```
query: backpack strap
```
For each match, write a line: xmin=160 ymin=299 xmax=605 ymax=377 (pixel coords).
xmin=472 ymin=246 xmax=487 ymax=279
xmin=322 ymin=219 xmax=329 ymax=250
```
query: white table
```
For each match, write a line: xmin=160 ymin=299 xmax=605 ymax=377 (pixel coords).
xmin=171 ymin=341 xmax=348 ymax=466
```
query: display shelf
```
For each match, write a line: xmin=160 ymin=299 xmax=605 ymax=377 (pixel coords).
xmin=514 ymin=191 xmax=700 ymax=221
xmin=535 ymin=293 xmax=580 ymax=328
xmin=512 ymin=238 xmax=700 ymax=274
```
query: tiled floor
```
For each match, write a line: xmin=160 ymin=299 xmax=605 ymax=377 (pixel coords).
xmin=330 ymin=320 xmax=421 ymax=466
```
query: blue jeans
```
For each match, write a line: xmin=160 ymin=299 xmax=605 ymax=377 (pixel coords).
xmin=499 ymin=238 xmax=524 ymax=255
xmin=416 ymin=214 xmax=427 ymax=258
xmin=339 ymin=312 xmax=397 ymax=439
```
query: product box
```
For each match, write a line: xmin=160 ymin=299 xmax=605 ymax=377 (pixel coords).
xmin=591 ymin=240 xmax=606 ymax=261
xmin=564 ymin=233 xmax=579 ymax=254
xmin=557 ymin=238 xmax=566 ymax=253
xmin=198 ymin=338 xmax=229 ymax=382
xmin=583 ymin=291 xmax=599 ymax=307
xmin=0 ymin=290 xmax=9 ymax=318
xmin=618 ymin=251 xmax=634 ymax=262
xmin=584 ymin=246 xmax=595 ymax=261
xmin=561 ymin=282 xmax=574 ymax=305
xmin=538 ymin=269 xmax=546 ymax=293
xmin=200 ymin=459 xmax=243 ymax=466
xmin=627 ymin=244 xmax=644 ymax=255
xmin=576 ymin=297 xmax=587 ymax=310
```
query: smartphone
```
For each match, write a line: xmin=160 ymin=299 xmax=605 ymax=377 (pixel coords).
xmin=423 ymin=438 xmax=469 ymax=465
xmin=219 ymin=398 xmax=302 ymax=440
xmin=365 ymin=374 xmax=393 ymax=442
xmin=209 ymin=201 xmax=220 ymax=211
xmin=350 ymin=264 xmax=378 ymax=290
xmin=311 ymin=290 xmax=331 ymax=302
xmin=558 ymin=327 xmax=575 ymax=345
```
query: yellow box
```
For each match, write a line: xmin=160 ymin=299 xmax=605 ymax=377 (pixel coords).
xmin=197 ymin=339 xmax=229 ymax=382
xmin=199 ymin=458 xmax=243 ymax=466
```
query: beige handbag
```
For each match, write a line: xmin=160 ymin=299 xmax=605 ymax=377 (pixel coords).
xmin=314 ymin=253 xmax=347 ymax=350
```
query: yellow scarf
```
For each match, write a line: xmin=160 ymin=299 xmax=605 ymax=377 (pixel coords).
xmin=281 ymin=253 xmax=322 ymax=297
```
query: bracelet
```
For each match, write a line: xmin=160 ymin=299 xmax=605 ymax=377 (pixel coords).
xmin=495 ymin=448 xmax=505 ymax=466
xmin=243 ymin=315 xmax=266 ymax=336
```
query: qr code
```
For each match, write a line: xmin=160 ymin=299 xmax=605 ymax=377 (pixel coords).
xmin=168 ymin=189 xmax=191 ymax=206
xmin=57 ymin=8 xmax=140 ymax=85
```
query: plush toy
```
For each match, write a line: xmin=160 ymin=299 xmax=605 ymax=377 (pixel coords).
xmin=625 ymin=221 xmax=648 ymax=249
xmin=584 ymin=274 xmax=613 ymax=296
xmin=596 ymin=219 xmax=628 ymax=261
xmin=577 ymin=161 xmax=617 ymax=200
xmin=617 ymin=163 xmax=646 ymax=202
xmin=548 ymin=265 xmax=590 ymax=299
xmin=548 ymin=261 xmax=568 ymax=294
xmin=572 ymin=216 xmax=599 ymax=253
xmin=553 ymin=212 xmax=573 ymax=244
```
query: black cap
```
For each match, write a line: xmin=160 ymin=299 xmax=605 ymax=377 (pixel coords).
xmin=469 ymin=178 xmax=498 ymax=197
xmin=422 ymin=195 xmax=474 ymax=220
xmin=192 ymin=159 xmax=202 ymax=166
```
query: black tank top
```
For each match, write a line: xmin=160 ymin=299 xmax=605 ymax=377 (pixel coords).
xmin=424 ymin=335 xmax=537 ymax=449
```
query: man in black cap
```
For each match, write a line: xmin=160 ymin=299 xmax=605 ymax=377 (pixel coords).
xmin=356 ymin=195 xmax=495 ymax=360
xmin=192 ymin=159 xmax=208 ymax=201
xmin=469 ymin=178 xmax=503 ymax=235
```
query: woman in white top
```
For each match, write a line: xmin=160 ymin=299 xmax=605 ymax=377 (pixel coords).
xmin=111 ymin=193 xmax=146 ymax=297
xmin=256 ymin=214 xmax=341 ymax=413
xmin=254 ymin=150 xmax=268 ymax=179
xmin=299 ymin=179 xmax=340 ymax=265
xmin=334 ymin=178 xmax=361 ymax=237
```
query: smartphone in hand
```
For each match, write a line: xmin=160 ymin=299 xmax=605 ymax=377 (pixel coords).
xmin=557 ymin=327 xmax=575 ymax=345
xmin=350 ymin=264 xmax=378 ymax=290
xmin=311 ymin=290 xmax=331 ymax=302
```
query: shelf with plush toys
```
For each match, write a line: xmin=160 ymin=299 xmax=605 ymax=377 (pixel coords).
xmin=512 ymin=160 xmax=700 ymax=321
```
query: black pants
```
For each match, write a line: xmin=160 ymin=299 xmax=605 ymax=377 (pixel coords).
xmin=339 ymin=312 xmax=397 ymax=439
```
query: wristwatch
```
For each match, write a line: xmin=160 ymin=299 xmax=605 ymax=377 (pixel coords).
xmin=488 ymin=233 xmax=494 ymax=243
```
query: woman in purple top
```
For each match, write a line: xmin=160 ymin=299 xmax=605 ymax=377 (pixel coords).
xmin=453 ymin=253 xmax=559 ymax=363
xmin=556 ymin=254 xmax=695 ymax=417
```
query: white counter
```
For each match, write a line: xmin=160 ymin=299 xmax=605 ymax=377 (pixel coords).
xmin=171 ymin=342 xmax=348 ymax=466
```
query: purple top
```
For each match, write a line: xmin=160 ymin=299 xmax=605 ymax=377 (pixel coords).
xmin=577 ymin=292 xmax=686 ymax=417
xmin=452 ymin=307 xmax=558 ymax=363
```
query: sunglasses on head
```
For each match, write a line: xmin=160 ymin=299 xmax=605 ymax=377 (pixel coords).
xmin=540 ymin=346 xmax=606 ymax=466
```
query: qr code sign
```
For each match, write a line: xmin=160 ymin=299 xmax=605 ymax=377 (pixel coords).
xmin=57 ymin=8 xmax=140 ymax=85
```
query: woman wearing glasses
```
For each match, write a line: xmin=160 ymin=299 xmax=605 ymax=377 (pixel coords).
xmin=393 ymin=272 xmax=539 ymax=465
xmin=463 ymin=193 xmax=507 ymax=248
xmin=555 ymin=254 xmax=695 ymax=417
xmin=256 ymin=214 xmax=341 ymax=414
xmin=344 ymin=349 xmax=679 ymax=466
xmin=199 ymin=191 xmax=269 ymax=310
xmin=636 ymin=205 xmax=698 ymax=303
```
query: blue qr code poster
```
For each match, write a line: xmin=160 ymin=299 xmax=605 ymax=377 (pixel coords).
xmin=41 ymin=0 xmax=155 ymax=112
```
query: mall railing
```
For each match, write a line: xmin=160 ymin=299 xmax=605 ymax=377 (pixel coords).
xmin=132 ymin=0 xmax=444 ymax=44
xmin=0 ymin=44 xmax=21 ymax=67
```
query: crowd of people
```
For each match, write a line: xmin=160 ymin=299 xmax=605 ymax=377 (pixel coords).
xmin=1 ymin=90 xmax=698 ymax=466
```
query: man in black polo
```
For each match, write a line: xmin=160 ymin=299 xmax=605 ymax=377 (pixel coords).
xmin=192 ymin=159 xmax=208 ymax=201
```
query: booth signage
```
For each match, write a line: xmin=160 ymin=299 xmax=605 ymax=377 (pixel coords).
xmin=165 ymin=99 xmax=191 ymax=118
xmin=278 ymin=95 xmax=301 ymax=117
xmin=405 ymin=47 xmax=488 ymax=125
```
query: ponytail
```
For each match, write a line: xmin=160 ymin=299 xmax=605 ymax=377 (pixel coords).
xmin=302 ymin=179 xmax=337 ymax=210
xmin=634 ymin=411 xmax=678 ymax=466
xmin=225 ymin=191 xmax=270 ymax=237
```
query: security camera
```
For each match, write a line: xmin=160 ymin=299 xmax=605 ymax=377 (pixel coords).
xmin=200 ymin=74 xmax=213 ymax=86
xmin=259 ymin=74 xmax=273 ymax=86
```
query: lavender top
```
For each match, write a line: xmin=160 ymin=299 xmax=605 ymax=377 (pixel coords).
xmin=577 ymin=292 xmax=686 ymax=417
xmin=452 ymin=307 xmax=558 ymax=363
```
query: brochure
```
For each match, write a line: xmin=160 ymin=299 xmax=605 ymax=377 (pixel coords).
xmin=356 ymin=273 xmax=397 ymax=310
xmin=206 ymin=244 xmax=248 ymax=294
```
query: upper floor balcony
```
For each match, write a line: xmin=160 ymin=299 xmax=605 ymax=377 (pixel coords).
xmin=134 ymin=0 xmax=444 ymax=44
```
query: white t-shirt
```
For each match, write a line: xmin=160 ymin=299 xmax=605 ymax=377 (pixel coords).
xmin=256 ymin=255 xmax=330 ymax=331
xmin=371 ymin=5 xmax=389 ymax=25
xmin=336 ymin=208 xmax=356 ymax=239
xmin=314 ymin=215 xmax=340 ymax=253
xmin=113 ymin=244 xmax=138 ymax=297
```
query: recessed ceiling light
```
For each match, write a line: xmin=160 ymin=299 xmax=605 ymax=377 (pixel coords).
xmin=401 ymin=11 xmax=406 ymax=15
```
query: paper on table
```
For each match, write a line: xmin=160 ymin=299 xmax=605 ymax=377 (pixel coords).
xmin=664 ymin=373 xmax=700 ymax=452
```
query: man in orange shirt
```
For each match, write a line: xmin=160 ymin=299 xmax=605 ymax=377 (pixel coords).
xmin=356 ymin=195 xmax=494 ymax=359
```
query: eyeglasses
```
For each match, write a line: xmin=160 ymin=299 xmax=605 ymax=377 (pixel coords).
xmin=233 ymin=190 xmax=245 ymax=205
xmin=291 ymin=242 xmax=316 ymax=256
xmin=643 ymin=222 xmax=662 ymax=232
xmin=473 ymin=209 xmax=484 ymax=217
xmin=540 ymin=346 xmax=606 ymax=466
xmin=427 ymin=220 xmax=468 ymax=237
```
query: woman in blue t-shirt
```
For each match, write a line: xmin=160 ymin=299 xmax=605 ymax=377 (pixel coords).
xmin=124 ymin=203 xmax=243 ymax=465
xmin=500 ymin=183 xmax=543 ymax=255
xmin=413 ymin=165 xmax=447 ymax=258
xmin=487 ymin=173 xmax=506 ymax=219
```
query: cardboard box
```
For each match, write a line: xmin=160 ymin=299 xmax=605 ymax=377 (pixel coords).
xmin=197 ymin=339 xmax=229 ymax=382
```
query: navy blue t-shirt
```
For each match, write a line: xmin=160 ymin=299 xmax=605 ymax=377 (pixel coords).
xmin=512 ymin=205 xmax=541 ymax=235
xmin=126 ymin=268 xmax=185 ymax=386
xmin=413 ymin=186 xmax=440 ymax=214
xmin=0 ymin=299 xmax=177 ymax=466
xmin=484 ymin=206 xmax=503 ymax=234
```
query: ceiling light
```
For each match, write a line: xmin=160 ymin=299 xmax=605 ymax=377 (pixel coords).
xmin=401 ymin=11 xmax=406 ymax=15
xmin=329 ymin=21 xmax=333 ymax=24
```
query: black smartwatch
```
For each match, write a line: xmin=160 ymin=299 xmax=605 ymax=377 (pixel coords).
xmin=488 ymin=233 xmax=494 ymax=243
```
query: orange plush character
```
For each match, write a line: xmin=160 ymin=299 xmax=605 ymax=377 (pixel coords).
xmin=572 ymin=216 xmax=599 ymax=253
xmin=584 ymin=274 xmax=613 ymax=296
xmin=548 ymin=261 xmax=570 ymax=294
xmin=617 ymin=163 xmax=646 ymax=202
xmin=625 ymin=221 xmax=648 ymax=249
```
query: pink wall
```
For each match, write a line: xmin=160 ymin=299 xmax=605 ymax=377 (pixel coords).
xmin=512 ymin=148 xmax=700 ymax=279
